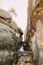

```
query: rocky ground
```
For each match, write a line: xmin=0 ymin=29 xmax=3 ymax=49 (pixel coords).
xmin=13 ymin=51 xmax=34 ymax=65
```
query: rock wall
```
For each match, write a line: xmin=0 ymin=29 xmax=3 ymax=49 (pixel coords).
xmin=31 ymin=0 xmax=43 ymax=65
xmin=0 ymin=9 xmax=23 ymax=65
xmin=25 ymin=0 xmax=43 ymax=65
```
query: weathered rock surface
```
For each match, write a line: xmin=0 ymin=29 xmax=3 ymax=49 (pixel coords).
xmin=0 ymin=9 xmax=23 ymax=65
xmin=16 ymin=51 xmax=33 ymax=65
xmin=25 ymin=0 xmax=43 ymax=65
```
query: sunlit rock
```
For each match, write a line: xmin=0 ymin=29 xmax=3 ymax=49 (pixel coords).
xmin=26 ymin=0 xmax=43 ymax=65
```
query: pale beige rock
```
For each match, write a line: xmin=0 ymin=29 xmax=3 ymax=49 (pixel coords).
xmin=0 ymin=9 xmax=12 ymax=19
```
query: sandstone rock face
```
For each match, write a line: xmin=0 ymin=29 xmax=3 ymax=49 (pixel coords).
xmin=0 ymin=9 xmax=23 ymax=65
xmin=30 ymin=0 xmax=43 ymax=65
xmin=26 ymin=0 xmax=43 ymax=65
xmin=0 ymin=9 xmax=12 ymax=18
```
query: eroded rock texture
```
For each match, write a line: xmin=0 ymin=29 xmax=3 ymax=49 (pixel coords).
xmin=30 ymin=0 xmax=43 ymax=65
xmin=26 ymin=0 xmax=43 ymax=65
xmin=0 ymin=9 xmax=23 ymax=65
xmin=16 ymin=51 xmax=33 ymax=65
